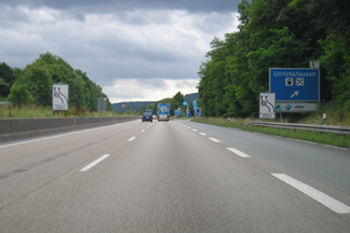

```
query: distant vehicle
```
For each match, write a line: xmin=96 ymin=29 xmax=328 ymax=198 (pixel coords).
xmin=152 ymin=114 xmax=157 ymax=120
xmin=142 ymin=112 xmax=153 ymax=122
xmin=158 ymin=114 xmax=169 ymax=121
xmin=158 ymin=103 xmax=170 ymax=122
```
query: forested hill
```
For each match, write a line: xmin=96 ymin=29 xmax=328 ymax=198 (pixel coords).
xmin=0 ymin=52 xmax=111 ymax=111
xmin=184 ymin=93 xmax=200 ymax=103
xmin=197 ymin=0 xmax=350 ymax=118
xmin=112 ymin=93 xmax=199 ymax=113
xmin=112 ymin=102 xmax=155 ymax=113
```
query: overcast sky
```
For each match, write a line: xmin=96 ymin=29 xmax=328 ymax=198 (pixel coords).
xmin=0 ymin=0 xmax=241 ymax=103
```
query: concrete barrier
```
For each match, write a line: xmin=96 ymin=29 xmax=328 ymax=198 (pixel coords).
xmin=0 ymin=117 xmax=138 ymax=142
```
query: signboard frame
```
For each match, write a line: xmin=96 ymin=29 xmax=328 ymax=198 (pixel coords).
xmin=97 ymin=97 xmax=107 ymax=112
xmin=52 ymin=84 xmax=69 ymax=111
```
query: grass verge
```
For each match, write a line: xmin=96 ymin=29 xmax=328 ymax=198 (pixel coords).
xmin=191 ymin=117 xmax=350 ymax=149
xmin=0 ymin=105 xmax=135 ymax=118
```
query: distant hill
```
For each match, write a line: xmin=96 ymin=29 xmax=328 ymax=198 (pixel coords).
xmin=112 ymin=101 xmax=155 ymax=113
xmin=112 ymin=93 xmax=199 ymax=113
xmin=184 ymin=93 xmax=199 ymax=103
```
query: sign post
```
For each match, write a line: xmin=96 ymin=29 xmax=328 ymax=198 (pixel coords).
xmin=183 ymin=101 xmax=188 ymax=117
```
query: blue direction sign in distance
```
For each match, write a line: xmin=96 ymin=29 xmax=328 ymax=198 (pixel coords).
xmin=269 ymin=68 xmax=320 ymax=102
xmin=174 ymin=109 xmax=181 ymax=116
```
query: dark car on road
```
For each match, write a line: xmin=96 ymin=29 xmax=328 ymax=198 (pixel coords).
xmin=142 ymin=112 xmax=153 ymax=122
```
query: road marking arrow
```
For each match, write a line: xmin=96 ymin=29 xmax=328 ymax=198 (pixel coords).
xmin=290 ymin=91 xmax=299 ymax=98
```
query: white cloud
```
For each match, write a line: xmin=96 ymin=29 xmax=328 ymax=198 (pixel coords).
xmin=103 ymin=78 xmax=199 ymax=103
xmin=0 ymin=5 xmax=239 ymax=101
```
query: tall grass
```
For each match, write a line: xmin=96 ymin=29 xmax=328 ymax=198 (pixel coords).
xmin=0 ymin=105 xmax=134 ymax=118
xmin=300 ymin=103 xmax=350 ymax=126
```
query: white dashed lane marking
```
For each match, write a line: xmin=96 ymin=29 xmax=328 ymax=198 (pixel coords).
xmin=80 ymin=154 xmax=110 ymax=172
xmin=227 ymin=148 xmax=251 ymax=158
xmin=209 ymin=138 xmax=221 ymax=143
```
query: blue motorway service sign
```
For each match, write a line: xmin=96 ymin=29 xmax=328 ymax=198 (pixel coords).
xmin=269 ymin=68 xmax=320 ymax=102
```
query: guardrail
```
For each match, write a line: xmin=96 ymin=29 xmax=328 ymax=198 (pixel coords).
xmin=246 ymin=121 xmax=350 ymax=135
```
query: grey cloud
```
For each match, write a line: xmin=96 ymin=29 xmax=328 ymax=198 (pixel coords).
xmin=136 ymin=78 xmax=167 ymax=88
xmin=1 ymin=0 xmax=241 ymax=13
xmin=0 ymin=6 xmax=31 ymax=28
xmin=175 ymin=80 xmax=196 ymax=89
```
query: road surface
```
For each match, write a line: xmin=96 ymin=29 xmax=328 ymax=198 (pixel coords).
xmin=0 ymin=120 xmax=349 ymax=232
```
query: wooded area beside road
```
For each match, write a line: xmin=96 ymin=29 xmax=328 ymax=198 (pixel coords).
xmin=197 ymin=0 xmax=350 ymax=118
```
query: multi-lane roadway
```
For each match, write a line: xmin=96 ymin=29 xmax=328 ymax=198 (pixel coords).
xmin=0 ymin=119 xmax=349 ymax=232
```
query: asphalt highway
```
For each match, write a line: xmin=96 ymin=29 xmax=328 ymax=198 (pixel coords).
xmin=0 ymin=120 xmax=349 ymax=232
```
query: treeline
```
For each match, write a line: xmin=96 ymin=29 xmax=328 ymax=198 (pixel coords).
xmin=0 ymin=52 xmax=111 ymax=111
xmin=197 ymin=0 xmax=350 ymax=117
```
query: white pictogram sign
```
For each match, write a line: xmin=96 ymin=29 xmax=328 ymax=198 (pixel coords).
xmin=52 ymin=84 xmax=69 ymax=110
xmin=260 ymin=93 xmax=275 ymax=119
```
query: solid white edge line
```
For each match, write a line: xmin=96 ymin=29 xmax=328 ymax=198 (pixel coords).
xmin=209 ymin=137 xmax=221 ymax=143
xmin=0 ymin=121 xmax=135 ymax=149
xmin=0 ymin=130 xmax=84 ymax=149
xmin=80 ymin=154 xmax=110 ymax=172
xmin=128 ymin=136 xmax=136 ymax=142
xmin=227 ymin=148 xmax=251 ymax=158
xmin=271 ymin=173 xmax=350 ymax=214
